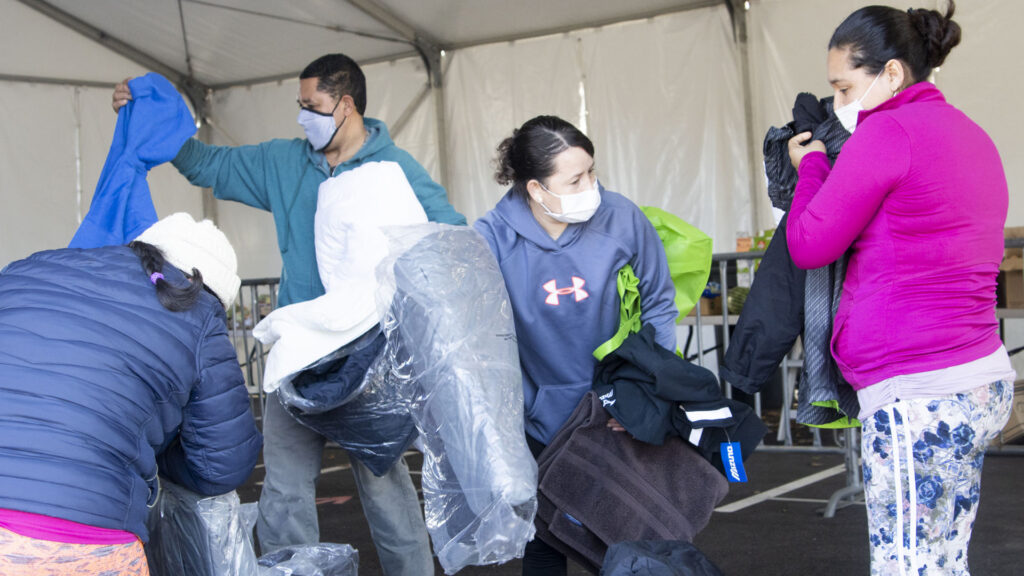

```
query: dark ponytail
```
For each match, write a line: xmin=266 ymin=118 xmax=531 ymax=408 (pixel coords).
xmin=129 ymin=241 xmax=205 ymax=312
xmin=493 ymin=115 xmax=594 ymax=199
xmin=829 ymin=1 xmax=961 ymax=84
xmin=908 ymin=3 xmax=961 ymax=70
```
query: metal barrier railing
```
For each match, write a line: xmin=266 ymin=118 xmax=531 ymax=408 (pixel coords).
xmin=227 ymin=277 xmax=279 ymax=422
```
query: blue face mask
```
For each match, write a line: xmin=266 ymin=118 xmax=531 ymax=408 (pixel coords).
xmin=298 ymin=98 xmax=343 ymax=151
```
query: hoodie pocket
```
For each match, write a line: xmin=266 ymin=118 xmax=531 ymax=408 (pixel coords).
xmin=526 ymin=381 xmax=592 ymax=442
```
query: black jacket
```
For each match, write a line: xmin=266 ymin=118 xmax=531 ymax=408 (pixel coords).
xmin=762 ymin=94 xmax=849 ymax=211
xmin=723 ymin=93 xmax=858 ymax=426
xmin=592 ymin=324 xmax=767 ymax=476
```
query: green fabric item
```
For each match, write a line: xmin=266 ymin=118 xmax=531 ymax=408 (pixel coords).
xmin=804 ymin=400 xmax=861 ymax=429
xmin=640 ymin=206 xmax=713 ymax=320
xmin=593 ymin=264 xmax=642 ymax=361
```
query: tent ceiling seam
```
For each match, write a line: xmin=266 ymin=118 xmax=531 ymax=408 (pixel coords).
xmin=18 ymin=0 xmax=731 ymax=93
xmin=205 ymin=49 xmax=421 ymax=90
xmin=344 ymin=0 xmax=442 ymax=89
xmin=0 ymin=74 xmax=119 ymax=90
xmin=441 ymin=0 xmax=728 ymax=51
xmin=14 ymin=0 xmax=210 ymax=115
xmin=177 ymin=0 xmax=195 ymax=79
xmin=182 ymin=0 xmax=412 ymax=45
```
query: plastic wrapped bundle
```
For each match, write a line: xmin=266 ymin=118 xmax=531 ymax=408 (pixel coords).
xmin=258 ymin=543 xmax=359 ymax=576
xmin=374 ymin=224 xmax=537 ymax=574
xmin=275 ymin=326 xmax=418 ymax=476
xmin=144 ymin=480 xmax=258 ymax=576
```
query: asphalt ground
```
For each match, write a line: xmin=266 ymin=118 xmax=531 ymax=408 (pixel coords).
xmin=236 ymin=431 xmax=1024 ymax=576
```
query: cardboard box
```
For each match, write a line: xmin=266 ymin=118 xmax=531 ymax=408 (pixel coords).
xmin=998 ymin=270 xmax=1024 ymax=309
xmin=998 ymin=227 xmax=1024 ymax=309
xmin=686 ymin=296 xmax=723 ymax=317
xmin=998 ymin=380 xmax=1024 ymax=444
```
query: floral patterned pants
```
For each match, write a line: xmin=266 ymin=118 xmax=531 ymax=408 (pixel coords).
xmin=860 ymin=380 xmax=1013 ymax=576
xmin=0 ymin=526 xmax=149 ymax=576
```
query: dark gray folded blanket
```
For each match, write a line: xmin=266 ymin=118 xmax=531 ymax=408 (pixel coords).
xmin=535 ymin=391 xmax=728 ymax=572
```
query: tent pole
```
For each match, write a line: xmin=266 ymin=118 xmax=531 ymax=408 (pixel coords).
xmin=344 ymin=0 xmax=451 ymax=190
xmin=390 ymin=83 xmax=431 ymax=140
xmin=430 ymin=51 xmax=451 ymax=192
xmin=730 ymin=0 xmax=763 ymax=237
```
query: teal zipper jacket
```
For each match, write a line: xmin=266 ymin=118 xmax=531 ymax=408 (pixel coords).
xmin=172 ymin=117 xmax=466 ymax=306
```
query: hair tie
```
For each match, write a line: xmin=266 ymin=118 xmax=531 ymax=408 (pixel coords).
xmin=150 ymin=272 xmax=165 ymax=285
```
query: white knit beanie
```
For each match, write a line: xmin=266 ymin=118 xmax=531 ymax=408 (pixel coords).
xmin=135 ymin=212 xmax=241 ymax=308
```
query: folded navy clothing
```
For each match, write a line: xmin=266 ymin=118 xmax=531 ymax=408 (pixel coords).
xmin=279 ymin=329 xmax=418 ymax=477
xmin=601 ymin=540 xmax=723 ymax=576
xmin=292 ymin=330 xmax=386 ymax=409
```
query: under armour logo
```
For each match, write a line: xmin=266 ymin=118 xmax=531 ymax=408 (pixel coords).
xmin=543 ymin=277 xmax=589 ymax=306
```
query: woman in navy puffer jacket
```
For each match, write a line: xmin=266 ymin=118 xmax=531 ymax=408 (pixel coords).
xmin=0 ymin=213 xmax=262 ymax=576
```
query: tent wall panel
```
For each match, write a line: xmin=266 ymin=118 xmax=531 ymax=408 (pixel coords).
xmin=938 ymin=0 xmax=1024 ymax=228
xmin=580 ymin=4 xmax=749 ymax=250
xmin=443 ymin=34 xmax=583 ymax=221
xmin=746 ymin=0 xmax=1021 ymax=228
xmin=745 ymin=0 xmax=931 ymax=231
xmin=0 ymin=81 xmax=203 ymax=267
xmin=0 ymin=0 xmax=144 ymax=84
xmin=0 ymin=83 xmax=80 ymax=265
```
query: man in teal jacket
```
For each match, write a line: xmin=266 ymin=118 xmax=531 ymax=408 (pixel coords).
xmin=113 ymin=53 xmax=465 ymax=575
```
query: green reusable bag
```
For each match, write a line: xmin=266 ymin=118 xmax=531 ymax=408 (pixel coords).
xmin=640 ymin=206 xmax=713 ymax=321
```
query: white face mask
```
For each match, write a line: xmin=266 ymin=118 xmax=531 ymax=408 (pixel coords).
xmin=536 ymin=180 xmax=601 ymax=224
xmin=834 ymin=71 xmax=883 ymax=134
xmin=298 ymin=99 xmax=343 ymax=151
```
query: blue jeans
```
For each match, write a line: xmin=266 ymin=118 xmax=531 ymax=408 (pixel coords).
xmin=257 ymin=391 xmax=433 ymax=575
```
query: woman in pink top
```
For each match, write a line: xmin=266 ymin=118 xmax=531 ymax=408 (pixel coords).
xmin=787 ymin=2 xmax=1015 ymax=575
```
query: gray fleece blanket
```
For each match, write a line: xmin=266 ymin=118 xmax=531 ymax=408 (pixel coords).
xmin=534 ymin=391 xmax=728 ymax=572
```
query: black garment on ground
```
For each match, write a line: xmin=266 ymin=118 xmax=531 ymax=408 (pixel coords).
xmin=600 ymin=540 xmax=723 ymax=576
xmin=720 ymin=214 xmax=804 ymax=394
xmin=763 ymin=95 xmax=848 ymax=211
xmin=592 ymin=324 xmax=767 ymax=476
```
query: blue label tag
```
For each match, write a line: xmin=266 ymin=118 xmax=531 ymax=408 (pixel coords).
xmin=564 ymin=513 xmax=583 ymax=527
xmin=720 ymin=442 xmax=748 ymax=482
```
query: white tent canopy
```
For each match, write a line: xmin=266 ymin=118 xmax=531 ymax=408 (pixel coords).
xmin=2 ymin=0 xmax=1022 ymax=277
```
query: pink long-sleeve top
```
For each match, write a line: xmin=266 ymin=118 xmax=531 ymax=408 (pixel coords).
xmin=787 ymin=82 xmax=1008 ymax=389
